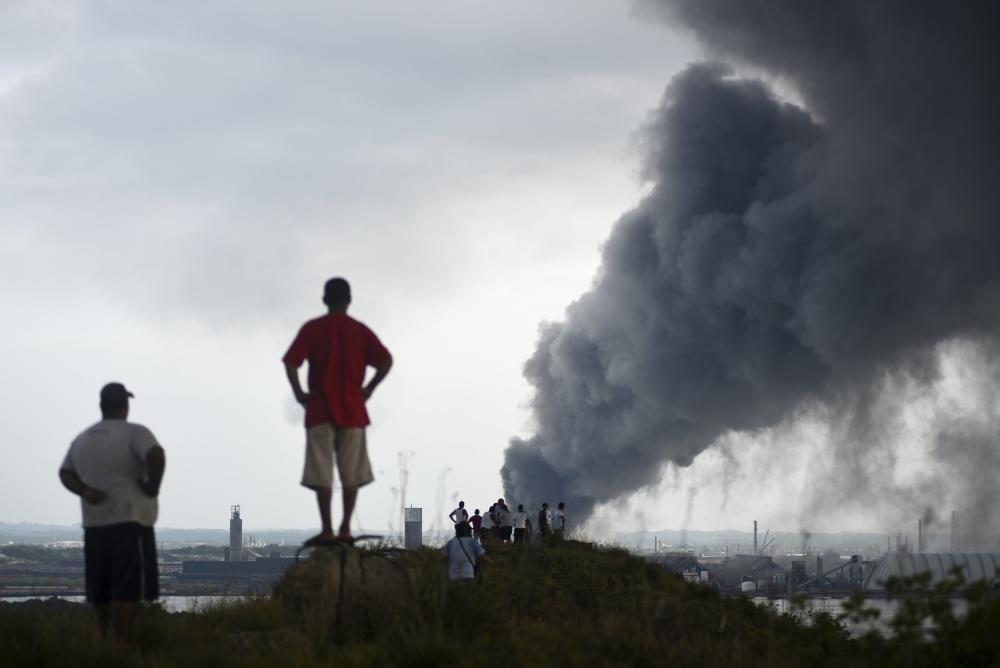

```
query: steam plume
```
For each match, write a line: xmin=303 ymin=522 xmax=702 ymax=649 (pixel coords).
xmin=502 ymin=1 xmax=1000 ymax=525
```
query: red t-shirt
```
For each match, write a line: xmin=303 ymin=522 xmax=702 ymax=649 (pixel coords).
xmin=283 ymin=312 xmax=391 ymax=428
xmin=470 ymin=514 xmax=483 ymax=531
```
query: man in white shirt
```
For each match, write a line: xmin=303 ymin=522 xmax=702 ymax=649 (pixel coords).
xmin=449 ymin=500 xmax=469 ymax=528
xmin=441 ymin=521 xmax=491 ymax=581
xmin=59 ymin=383 xmax=166 ymax=646
xmin=551 ymin=502 xmax=566 ymax=538
xmin=512 ymin=504 xmax=532 ymax=543
xmin=481 ymin=506 xmax=496 ymax=542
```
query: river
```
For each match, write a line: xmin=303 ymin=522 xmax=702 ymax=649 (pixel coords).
xmin=2 ymin=593 xmax=970 ymax=635
xmin=754 ymin=596 xmax=969 ymax=637
xmin=1 ymin=595 xmax=251 ymax=613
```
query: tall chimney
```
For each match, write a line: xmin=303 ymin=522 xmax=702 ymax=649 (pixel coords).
xmin=753 ymin=520 xmax=758 ymax=555
xmin=229 ymin=505 xmax=243 ymax=563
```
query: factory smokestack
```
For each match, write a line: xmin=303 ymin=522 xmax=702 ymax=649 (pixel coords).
xmin=229 ymin=505 xmax=243 ymax=563
xmin=502 ymin=2 xmax=1000 ymax=527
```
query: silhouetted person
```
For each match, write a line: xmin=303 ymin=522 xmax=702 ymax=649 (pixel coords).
xmin=485 ymin=503 xmax=499 ymax=542
xmin=552 ymin=502 xmax=566 ymax=537
xmin=469 ymin=508 xmax=483 ymax=541
xmin=59 ymin=383 xmax=166 ymax=646
xmin=512 ymin=504 xmax=531 ymax=543
xmin=498 ymin=502 xmax=514 ymax=543
xmin=538 ymin=502 xmax=552 ymax=538
xmin=284 ymin=278 xmax=393 ymax=545
xmin=449 ymin=500 xmax=469 ymax=528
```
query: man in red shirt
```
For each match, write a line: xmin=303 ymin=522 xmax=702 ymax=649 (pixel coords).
xmin=283 ymin=278 xmax=393 ymax=545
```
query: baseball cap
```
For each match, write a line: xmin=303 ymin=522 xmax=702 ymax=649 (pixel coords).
xmin=99 ymin=382 xmax=135 ymax=407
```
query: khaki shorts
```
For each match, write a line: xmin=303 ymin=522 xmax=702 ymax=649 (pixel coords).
xmin=301 ymin=423 xmax=374 ymax=490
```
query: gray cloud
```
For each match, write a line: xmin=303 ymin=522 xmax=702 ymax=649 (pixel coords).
xmin=0 ymin=2 xmax=700 ymax=529
xmin=503 ymin=2 xmax=1000 ymax=526
xmin=0 ymin=2 xmax=691 ymax=330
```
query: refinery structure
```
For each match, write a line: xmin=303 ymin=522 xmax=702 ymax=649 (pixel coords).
xmin=175 ymin=505 xmax=295 ymax=589
xmin=172 ymin=503 xmax=420 ymax=590
xmin=155 ymin=500 xmax=1000 ymax=598
xmin=228 ymin=505 xmax=242 ymax=563
xmin=642 ymin=511 xmax=1000 ymax=597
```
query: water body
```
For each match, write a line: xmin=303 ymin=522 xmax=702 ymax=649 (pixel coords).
xmin=755 ymin=597 xmax=969 ymax=637
xmin=1 ymin=595 xmax=250 ymax=613
xmin=3 ymin=594 xmax=969 ymax=636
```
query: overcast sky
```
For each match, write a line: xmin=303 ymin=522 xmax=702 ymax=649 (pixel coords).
xmin=5 ymin=2 xmax=968 ymax=542
xmin=1 ymin=1 xmax=709 ymax=535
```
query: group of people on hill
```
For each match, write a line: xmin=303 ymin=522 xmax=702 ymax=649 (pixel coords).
xmin=441 ymin=498 xmax=567 ymax=582
xmin=449 ymin=498 xmax=566 ymax=544
xmin=60 ymin=274 xmax=565 ymax=626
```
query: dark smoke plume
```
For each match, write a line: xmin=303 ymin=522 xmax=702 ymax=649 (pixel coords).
xmin=502 ymin=1 xmax=1000 ymax=525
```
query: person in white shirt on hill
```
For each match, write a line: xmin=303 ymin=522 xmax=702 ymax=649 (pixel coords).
xmin=442 ymin=520 xmax=492 ymax=581
xmin=551 ymin=502 xmax=566 ymax=538
xmin=59 ymin=382 xmax=166 ymax=647
xmin=512 ymin=504 xmax=533 ymax=543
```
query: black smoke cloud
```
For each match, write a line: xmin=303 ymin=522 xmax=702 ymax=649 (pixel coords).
xmin=502 ymin=1 xmax=1000 ymax=525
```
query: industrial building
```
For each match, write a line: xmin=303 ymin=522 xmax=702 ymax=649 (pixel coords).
xmin=180 ymin=554 xmax=295 ymax=584
xmin=644 ymin=553 xmax=709 ymax=584
xmin=708 ymin=554 xmax=787 ymax=594
xmin=179 ymin=505 xmax=295 ymax=587
xmin=404 ymin=507 xmax=422 ymax=550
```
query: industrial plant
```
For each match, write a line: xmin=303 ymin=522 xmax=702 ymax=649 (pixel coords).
xmin=174 ymin=505 xmax=295 ymax=591
xmin=643 ymin=514 xmax=1000 ymax=597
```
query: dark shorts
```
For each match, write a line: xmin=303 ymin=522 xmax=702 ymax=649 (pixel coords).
xmin=84 ymin=522 xmax=159 ymax=604
xmin=501 ymin=526 xmax=513 ymax=542
xmin=513 ymin=528 xmax=527 ymax=543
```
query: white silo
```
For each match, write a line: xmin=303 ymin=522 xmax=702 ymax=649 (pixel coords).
xmin=404 ymin=507 xmax=422 ymax=550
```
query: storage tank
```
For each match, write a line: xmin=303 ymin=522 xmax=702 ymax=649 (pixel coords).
xmin=229 ymin=505 xmax=243 ymax=562
xmin=740 ymin=581 xmax=756 ymax=593
xmin=404 ymin=507 xmax=422 ymax=550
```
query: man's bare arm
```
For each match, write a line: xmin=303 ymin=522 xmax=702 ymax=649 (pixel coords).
xmin=362 ymin=356 xmax=393 ymax=400
xmin=59 ymin=468 xmax=105 ymax=505
xmin=138 ymin=446 xmax=166 ymax=498
xmin=285 ymin=362 xmax=310 ymax=405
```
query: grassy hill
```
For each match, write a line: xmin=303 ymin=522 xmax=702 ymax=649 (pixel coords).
xmin=1 ymin=539 xmax=998 ymax=667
